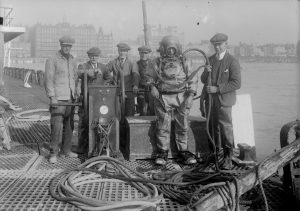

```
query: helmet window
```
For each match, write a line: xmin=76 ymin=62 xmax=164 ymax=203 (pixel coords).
xmin=166 ymin=47 xmax=177 ymax=57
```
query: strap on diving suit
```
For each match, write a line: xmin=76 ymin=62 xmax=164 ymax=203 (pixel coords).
xmin=151 ymin=57 xmax=208 ymax=94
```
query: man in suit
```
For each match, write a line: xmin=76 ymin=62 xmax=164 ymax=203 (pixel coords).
xmin=106 ymin=43 xmax=140 ymax=116
xmin=200 ymin=33 xmax=241 ymax=169
xmin=136 ymin=45 xmax=154 ymax=116
xmin=44 ymin=35 xmax=78 ymax=163
xmin=76 ymin=47 xmax=111 ymax=154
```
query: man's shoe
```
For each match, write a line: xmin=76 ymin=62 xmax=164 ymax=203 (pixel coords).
xmin=49 ymin=155 xmax=57 ymax=164
xmin=155 ymin=150 xmax=168 ymax=166
xmin=60 ymin=151 xmax=78 ymax=158
xmin=222 ymin=157 xmax=233 ymax=170
xmin=179 ymin=151 xmax=197 ymax=165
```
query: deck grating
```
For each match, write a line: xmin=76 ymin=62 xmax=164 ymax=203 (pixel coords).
xmin=0 ymin=75 xmax=298 ymax=211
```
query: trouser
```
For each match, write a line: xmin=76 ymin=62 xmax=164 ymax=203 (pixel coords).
xmin=125 ymin=97 xmax=135 ymax=116
xmin=77 ymin=107 xmax=88 ymax=153
xmin=50 ymin=100 xmax=75 ymax=155
xmin=137 ymin=90 xmax=155 ymax=116
xmin=153 ymin=92 xmax=191 ymax=152
xmin=207 ymin=96 xmax=234 ymax=157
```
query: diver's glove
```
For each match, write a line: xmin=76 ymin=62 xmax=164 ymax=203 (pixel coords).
xmin=185 ymin=91 xmax=195 ymax=109
xmin=150 ymin=85 xmax=160 ymax=99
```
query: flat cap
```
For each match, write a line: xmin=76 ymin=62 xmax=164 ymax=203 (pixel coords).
xmin=138 ymin=45 xmax=152 ymax=53
xmin=117 ymin=43 xmax=131 ymax=51
xmin=87 ymin=47 xmax=101 ymax=55
xmin=59 ymin=35 xmax=75 ymax=45
xmin=210 ymin=33 xmax=228 ymax=44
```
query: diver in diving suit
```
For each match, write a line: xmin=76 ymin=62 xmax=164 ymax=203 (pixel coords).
xmin=147 ymin=35 xmax=198 ymax=165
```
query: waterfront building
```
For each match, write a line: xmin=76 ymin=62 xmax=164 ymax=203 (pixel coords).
xmin=30 ymin=23 xmax=113 ymax=58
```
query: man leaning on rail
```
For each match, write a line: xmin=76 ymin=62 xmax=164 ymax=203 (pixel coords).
xmin=44 ymin=35 xmax=79 ymax=164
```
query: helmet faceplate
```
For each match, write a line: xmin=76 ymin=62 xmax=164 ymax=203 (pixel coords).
xmin=158 ymin=35 xmax=182 ymax=58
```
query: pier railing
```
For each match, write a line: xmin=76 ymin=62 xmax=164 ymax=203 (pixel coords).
xmin=3 ymin=67 xmax=45 ymax=86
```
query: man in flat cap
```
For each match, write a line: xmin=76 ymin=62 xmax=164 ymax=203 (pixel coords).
xmin=44 ymin=35 xmax=78 ymax=163
xmin=106 ymin=43 xmax=140 ymax=116
xmin=200 ymin=33 xmax=241 ymax=169
xmin=136 ymin=45 xmax=155 ymax=116
xmin=76 ymin=47 xmax=111 ymax=154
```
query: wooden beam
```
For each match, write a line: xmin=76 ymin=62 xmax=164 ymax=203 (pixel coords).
xmin=192 ymin=138 xmax=300 ymax=211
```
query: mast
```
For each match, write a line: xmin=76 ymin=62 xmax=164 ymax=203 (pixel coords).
xmin=142 ymin=0 xmax=149 ymax=46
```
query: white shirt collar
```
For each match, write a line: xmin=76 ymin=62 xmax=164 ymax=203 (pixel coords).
xmin=216 ymin=50 xmax=226 ymax=60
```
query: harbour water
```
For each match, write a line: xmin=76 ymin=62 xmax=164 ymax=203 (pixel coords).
xmin=191 ymin=62 xmax=299 ymax=160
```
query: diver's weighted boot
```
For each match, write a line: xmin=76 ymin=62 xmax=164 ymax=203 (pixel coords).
xmin=178 ymin=151 xmax=197 ymax=165
xmin=155 ymin=149 xmax=168 ymax=165
xmin=222 ymin=148 xmax=233 ymax=170
xmin=222 ymin=156 xmax=233 ymax=170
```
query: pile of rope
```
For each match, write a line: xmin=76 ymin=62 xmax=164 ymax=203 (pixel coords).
xmin=50 ymin=156 xmax=269 ymax=211
xmin=50 ymin=157 xmax=162 ymax=211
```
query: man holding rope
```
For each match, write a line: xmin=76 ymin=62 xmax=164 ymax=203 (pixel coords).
xmin=200 ymin=33 xmax=241 ymax=169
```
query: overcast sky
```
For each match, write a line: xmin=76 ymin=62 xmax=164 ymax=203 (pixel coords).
xmin=1 ymin=0 xmax=299 ymax=45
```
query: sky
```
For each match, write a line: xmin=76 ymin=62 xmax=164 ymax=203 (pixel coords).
xmin=0 ymin=0 xmax=299 ymax=45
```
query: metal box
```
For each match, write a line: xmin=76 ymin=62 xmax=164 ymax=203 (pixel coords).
xmin=88 ymin=85 xmax=120 ymax=157
xmin=124 ymin=116 xmax=208 ymax=160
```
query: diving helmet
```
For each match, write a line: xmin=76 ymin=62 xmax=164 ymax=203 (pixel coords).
xmin=158 ymin=35 xmax=182 ymax=58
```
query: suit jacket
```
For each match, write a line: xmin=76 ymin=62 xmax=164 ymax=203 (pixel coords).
xmin=77 ymin=61 xmax=110 ymax=95
xmin=106 ymin=57 xmax=140 ymax=92
xmin=44 ymin=51 xmax=77 ymax=100
xmin=200 ymin=52 xmax=241 ymax=106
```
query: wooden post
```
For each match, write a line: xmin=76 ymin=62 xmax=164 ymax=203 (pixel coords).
xmin=142 ymin=0 xmax=149 ymax=46
xmin=192 ymin=138 xmax=300 ymax=211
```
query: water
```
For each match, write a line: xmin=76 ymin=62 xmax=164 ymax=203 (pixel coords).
xmin=191 ymin=62 xmax=299 ymax=160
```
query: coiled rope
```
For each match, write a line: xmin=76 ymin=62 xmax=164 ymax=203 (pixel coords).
xmin=13 ymin=109 xmax=49 ymax=122
xmin=50 ymin=156 xmax=162 ymax=211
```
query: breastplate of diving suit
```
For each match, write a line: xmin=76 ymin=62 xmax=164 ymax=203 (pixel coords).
xmin=153 ymin=58 xmax=196 ymax=152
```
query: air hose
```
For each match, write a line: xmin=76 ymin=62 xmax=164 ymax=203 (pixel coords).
xmin=182 ymin=48 xmax=220 ymax=171
xmin=50 ymin=156 xmax=162 ymax=211
xmin=13 ymin=109 xmax=50 ymax=122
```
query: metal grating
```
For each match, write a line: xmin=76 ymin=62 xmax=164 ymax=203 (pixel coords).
xmin=0 ymin=170 xmax=187 ymax=211
xmin=123 ymin=159 xmax=183 ymax=172
xmin=0 ymin=144 xmax=39 ymax=156
xmin=0 ymin=171 xmax=24 ymax=198
xmin=0 ymin=154 xmax=38 ymax=171
xmin=8 ymin=118 xmax=50 ymax=145
xmin=158 ymin=199 xmax=185 ymax=211
xmin=0 ymin=171 xmax=79 ymax=211
xmin=32 ymin=155 xmax=86 ymax=170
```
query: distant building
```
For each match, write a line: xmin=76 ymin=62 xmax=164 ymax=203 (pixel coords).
xmin=261 ymin=44 xmax=275 ymax=57
xmin=274 ymin=45 xmax=287 ymax=56
xmin=184 ymin=40 xmax=214 ymax=57
xmin=10 ymin=41 xmax=31 ymax=58
xmin=30 ymin=23 xmax=113 ymax=58
xmin=253 ymin=46 xmax=264 ymax=57
xmin=239 ymin=43 xmax=253 ymax=57
xmin=138 ymin=25 xmax=184 ymax=53
xmin=97 ymin=27 xmax=114 ymax=56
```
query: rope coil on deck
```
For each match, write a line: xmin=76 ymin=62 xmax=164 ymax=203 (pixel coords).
xmin=50 ymin=156 xmax=162 ymax=211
